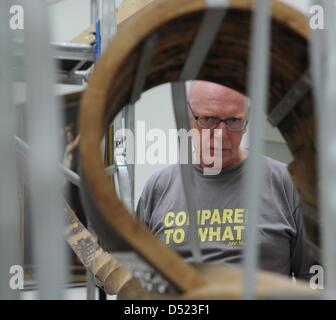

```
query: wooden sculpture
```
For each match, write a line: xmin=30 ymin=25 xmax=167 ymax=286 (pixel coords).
xmin=78 ymin=0 xmax=319 ymax=299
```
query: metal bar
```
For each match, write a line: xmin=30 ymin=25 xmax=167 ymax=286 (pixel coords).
xmin=12 ymin=68 xmax=86 ymax=85
xmin=309 ymin=2 xmax=325 ymax=106
xmin=112 ymin=113 xmax=134 ymax=211
xmin=15 ymin=137 xmax=119 ymax=300
xmin=55 ymin=72 xmax=86 ymax=85
xmin=91 ymin=0 xmax=99 ymax=27
xmin=52 ymin=42 xmax=95 ymax=61
xmin=170 ymin=1 xmax=227 ymax=264
xmin=15 ymin=135 xmax=81 ymax=189
xmin=16 ymin=91 xmax=26 ymax=300
xmin=86 ymin=273 xmax=97 ymax=300
xmin=101 ymin=0 xmax=135 ymax=211
xmin=60 ymin=166 xmax=80 ymax=187
xmin=179 ymin=0 xmax=228 ymax=81
xmin=69 ymin=60 xmax=87 ymax=75
xmin=23 ymin=1 xmax=68 ymax=299
xmin=268 ymin=70 xmax=311 ymax=127
xmin=310 ymin=0 xmax=336 ymax=299
xmin=171 ymin=82 xmax=202 ymax=264
xmin=243 ymin=0 xmax=271 ymax=300
xmin=130 ymin=34 xmax=158 ymax=104
xmin=12 ymin=40 xmax=94 ymax=85
xmin=0 ymin=0 xmax=21 ymax=300
xmin=86 ymin=232 xmax=96 ymax=300
xmin=116 ymin=165 xmax=133 ymax=212
xmin=112 ymin=34 xmax=158 ymax=212
xmin=88 ymin=2 xmax=99 ymax=300
xmin=12 ymin=40 xmax=96 ymax=62
xmin=123 ymin=105 xmax=135 ymax=211
xmin=101 ymin=0 xmax=117 ymax=52
xmin=16 ymin=134 xmax=117 ymax=189
xmin=125 ymin=33 xmax=158 ymax=211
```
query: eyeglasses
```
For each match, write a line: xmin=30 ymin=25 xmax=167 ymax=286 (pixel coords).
xmin=187 ymin=102 xmax=248 ymax=132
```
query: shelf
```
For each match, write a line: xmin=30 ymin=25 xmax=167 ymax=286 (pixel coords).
xmin=12 ymin=40 xmax=96 ymax=85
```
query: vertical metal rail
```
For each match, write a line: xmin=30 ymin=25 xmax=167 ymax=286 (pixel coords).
xmin=86 ymin=0 xmax=102 ymax=301
xmin=108 ymin=0 xmax=136 ymax=213
xmin=101 ymin=0 xmax=117 ymax=52
xmin=0 ymin=0 xmax=21 ymax=300
xmin=86 ymin=277 xmax=96 ymax=300
xmin=171 ymin=82 xmax=203 ymax=263
xmin=123 ymin=105 xmax=135 ymax=211
xmin=171 ymin=0 xmax=227 ymax=264
xmin=101 ymin=0 xmax=129 ymax=209
xmin=86 ymin=221 xmax=97 ymax=300
xmin=23 ymin=1 xmax=68 ymax=299
xmin=243 ymin=0 xmax=271 ymax=300
xmin=87 ymin=0 xmax=118 ymax=300
xmin=91 ymin=0 xmax=99 ymax=28
xmin=111 ymin=10 xmax=156 ymax=215
xmin=310 ymin=0 xmax=336 ymax=299
xmin=122 ymin=33 xmax=158 ymax=212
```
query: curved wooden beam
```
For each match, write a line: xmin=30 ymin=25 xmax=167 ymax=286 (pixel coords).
xmin=117 ymin=0 xmax=155 ymax=25
xmin=63 ymin=201 xmax=134 ymax=295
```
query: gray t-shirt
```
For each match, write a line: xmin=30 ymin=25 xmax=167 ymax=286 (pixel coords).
xmin=136 ymin=155 xmax=312 ymax=280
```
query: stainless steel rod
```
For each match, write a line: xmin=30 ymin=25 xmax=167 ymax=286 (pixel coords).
xmin=0 ymin=0 xmax=21 ymax=300
xmin=24 ymin=1 xmax=68 ymax=299
xmin=243 ymin=0 xmax=271 ymax=300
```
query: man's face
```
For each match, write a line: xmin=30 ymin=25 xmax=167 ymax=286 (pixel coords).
xmin=188 ymin=81 xmax=248 ymax=168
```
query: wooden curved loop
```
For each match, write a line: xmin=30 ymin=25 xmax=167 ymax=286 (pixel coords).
xmin=79 ymin=0 xmax=317 ymax=298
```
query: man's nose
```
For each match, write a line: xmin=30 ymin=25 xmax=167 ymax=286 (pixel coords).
xmin=215 ymin=121 xmax=229 ymax=138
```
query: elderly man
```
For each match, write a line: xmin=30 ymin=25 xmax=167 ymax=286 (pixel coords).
xmin=136 ymin=80 xmax=312 ymax=280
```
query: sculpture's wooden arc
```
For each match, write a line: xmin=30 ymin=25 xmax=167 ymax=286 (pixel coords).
xmin=80 ymin=0 xmax=318 ymax=296
xmin=63 ymin=200 xmax=177 ymax=299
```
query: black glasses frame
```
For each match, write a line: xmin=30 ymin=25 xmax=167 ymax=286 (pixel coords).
xmin=187 ymin=102 xmax=249 ymax=132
